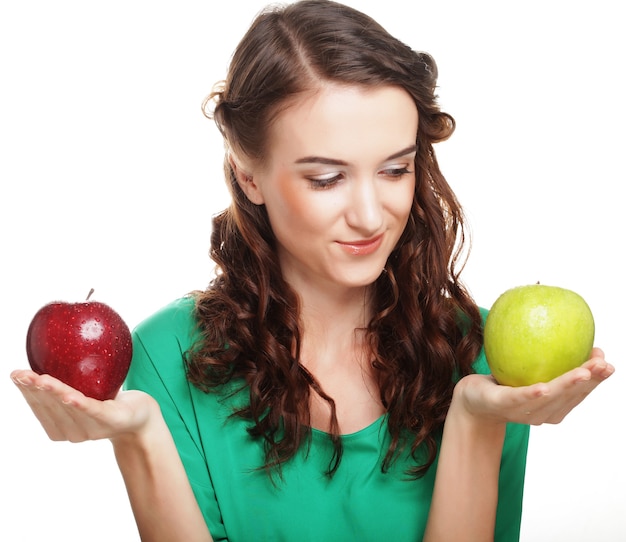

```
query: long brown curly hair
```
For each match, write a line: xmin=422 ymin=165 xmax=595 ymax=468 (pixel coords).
xmin=187 ymin=0 xmax=483 ymax=478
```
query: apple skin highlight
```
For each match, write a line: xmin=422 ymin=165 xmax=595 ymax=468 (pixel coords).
xmin=26 ymin=301 xmax=133 ymax=400
xmin=483 ymin=284 xmax=595 ymax=387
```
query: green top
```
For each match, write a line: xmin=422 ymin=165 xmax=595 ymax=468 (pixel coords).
xmin=125 ymin=296 xmax=529 ymax=541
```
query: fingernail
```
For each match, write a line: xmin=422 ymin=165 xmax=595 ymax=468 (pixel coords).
xmin=11 ymin=375 xmax=27 ymax=386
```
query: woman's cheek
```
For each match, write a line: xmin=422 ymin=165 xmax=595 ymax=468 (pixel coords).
xmin=273 ymin=173 xmax=342 ymax=228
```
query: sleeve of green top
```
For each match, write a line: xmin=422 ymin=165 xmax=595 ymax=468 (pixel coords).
xmin=496 ymin=422 xmax=530 ymax=541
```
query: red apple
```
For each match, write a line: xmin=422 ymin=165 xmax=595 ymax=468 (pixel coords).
xmin=26 ymin=290 xmax=132 ymax=400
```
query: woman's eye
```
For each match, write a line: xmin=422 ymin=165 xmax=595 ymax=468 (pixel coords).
xmin=305 ymin=167 xmax=411 ymax=189
xmin=381 ymin=167 xmax=412 ymax=178
xmin=306 ymin=173 xmax=343 ymax=190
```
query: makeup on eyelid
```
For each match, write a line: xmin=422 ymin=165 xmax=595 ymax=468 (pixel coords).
xmin=303 ymin=165 xmax=414 ymax=190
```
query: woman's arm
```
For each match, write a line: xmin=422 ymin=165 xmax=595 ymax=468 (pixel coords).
xmin=111 ymin=398 xmax=212 ymax=542
xmin=423 ymin=390 xmax=506 ymax=542
xmin=423 ymin=349 xmax=614 ymax=542
xmin=11 ymin=370 xmax=213 ymax=542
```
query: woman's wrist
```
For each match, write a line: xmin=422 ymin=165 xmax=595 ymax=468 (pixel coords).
xmin=446 ymin=381 xmax=507 ymax=446
xmin=109 ymin=393 xmax=167 ymax=453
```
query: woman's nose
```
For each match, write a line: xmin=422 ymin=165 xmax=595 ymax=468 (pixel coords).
xmin=345 ymin=177 xmax=384 ymax=234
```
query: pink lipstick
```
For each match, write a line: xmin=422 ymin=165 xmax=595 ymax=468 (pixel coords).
xmin=337 ymin=234 xmax=383 ymax=255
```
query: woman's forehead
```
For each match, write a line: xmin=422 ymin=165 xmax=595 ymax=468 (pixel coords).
xmin=264 ymin=84 xmax=419 ymax=164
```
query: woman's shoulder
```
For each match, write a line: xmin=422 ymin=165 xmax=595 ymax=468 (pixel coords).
xmin=134 ymin=295 xmax=197 ymax=335
xmin=132 ymin=295 xmax=199 ymax=353
xmin=126 ymin=296 xmax=199 ymax=387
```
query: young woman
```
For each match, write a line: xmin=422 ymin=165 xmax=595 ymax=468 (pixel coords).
xmin=11 ymin=1 xmax=614 ymax=540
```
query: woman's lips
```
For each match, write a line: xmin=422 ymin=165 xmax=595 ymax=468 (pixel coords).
xmin=336 ymin=234 xmax=384 ymax=255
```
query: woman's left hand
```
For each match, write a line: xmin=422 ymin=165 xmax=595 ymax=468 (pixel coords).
xmin=455 ymin=347 xmax=615 ymax=426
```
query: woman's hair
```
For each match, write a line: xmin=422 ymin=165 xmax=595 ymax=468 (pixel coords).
xmin=188 ymin=0 xmax=483 ymax=478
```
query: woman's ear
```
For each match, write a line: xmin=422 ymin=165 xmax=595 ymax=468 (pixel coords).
xmin=229 ymin=154 xmax=265 ymax=205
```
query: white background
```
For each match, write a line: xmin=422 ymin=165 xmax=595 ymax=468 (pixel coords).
xmin=1 ymin=1 xmax=624 ymax=540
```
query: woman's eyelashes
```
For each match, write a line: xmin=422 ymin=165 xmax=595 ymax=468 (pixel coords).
xmin=381 ymin=166 xmax=412 ymax=178
xmin=306 ymin=173 xmax=343 ymax=190
xmin=306 ymin=166 xmax=413 ymax=190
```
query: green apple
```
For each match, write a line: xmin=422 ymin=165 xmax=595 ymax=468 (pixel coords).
xmin=484 ymin=284 xmax=595 ymax=386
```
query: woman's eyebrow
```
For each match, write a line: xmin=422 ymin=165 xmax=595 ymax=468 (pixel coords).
xmin=294 ymin=144 xmax=418 ymax=166
xmin=385 ymin=144 xmax=418 ymax=161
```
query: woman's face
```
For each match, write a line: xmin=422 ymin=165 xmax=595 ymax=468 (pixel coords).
xmin=239 ymin=83 xmax=418 ymax=294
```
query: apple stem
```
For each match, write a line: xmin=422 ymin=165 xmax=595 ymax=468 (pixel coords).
xmin=86 ymin=288 xmax=95 ymax=301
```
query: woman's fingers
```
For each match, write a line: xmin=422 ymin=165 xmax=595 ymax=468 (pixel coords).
xmin=513 ymin=354 xmax=614 ymax=425
xmin=580 ymin=349 xmax=615 ymax=380
xmin=12 ymin=370 xmax=94 ymax=441
xmin=12 ymin=369 xmax=157 ymax=444
xmin=458 ymin=348 xmax=615 ymax=427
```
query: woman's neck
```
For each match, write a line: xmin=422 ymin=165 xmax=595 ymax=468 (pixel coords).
xmin=299 ymin=283 xmax=370 ymax=340
xmin=289 ymin=282 xmax=385 ymax=434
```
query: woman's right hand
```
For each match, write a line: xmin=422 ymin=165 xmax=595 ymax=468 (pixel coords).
xmin=12 ymin=368 xmax=214 ymax=541
xmin=10 ymin=369 xmax=158 ymax=443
